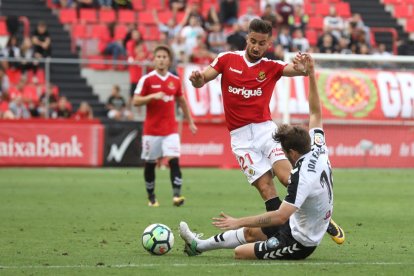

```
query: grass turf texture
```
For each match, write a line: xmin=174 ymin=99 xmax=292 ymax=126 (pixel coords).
xmin=0 ymin=168 xmax=413 ymax=275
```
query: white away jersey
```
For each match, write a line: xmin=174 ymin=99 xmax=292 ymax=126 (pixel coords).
xmin=284 ymin=128 xmax=334 ymax=247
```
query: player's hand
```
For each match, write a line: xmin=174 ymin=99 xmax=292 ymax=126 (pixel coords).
xmin=189 ymin=122 xmax=198 ymax=134
xmin=212 ymin=212 xmax=240 ymax=230
xmin=152 ymin=92 xmax=166 ymax=100
xmin=189 ymin=70 xmax=205 ymax=88
xmin=292 ymin=52 xmax=309 ymax=76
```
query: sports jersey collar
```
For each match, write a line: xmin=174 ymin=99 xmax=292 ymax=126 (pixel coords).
xmin=242 ymin=51 xmax=262 ymax=67
xmin=154 ymin=70 xmax=170 ymax=81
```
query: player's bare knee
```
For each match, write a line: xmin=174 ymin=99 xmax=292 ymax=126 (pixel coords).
xmin=243 ymin=227 xmax=256 ymax=243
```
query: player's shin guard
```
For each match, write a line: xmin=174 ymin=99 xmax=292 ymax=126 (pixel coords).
xmin=168 ymin=158 xmax=182 ymax=197
xmin=144 ymin=162 xmax=156 ymax=201
xmin=198 ymin=228 xmax=247 ymax=251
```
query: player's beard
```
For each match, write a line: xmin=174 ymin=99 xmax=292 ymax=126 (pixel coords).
xmin=246 ymin=48 xmax=263 ymax=62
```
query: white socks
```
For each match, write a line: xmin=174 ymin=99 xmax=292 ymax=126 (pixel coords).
xmin=197 ymin=228 xmax=247 ymax=252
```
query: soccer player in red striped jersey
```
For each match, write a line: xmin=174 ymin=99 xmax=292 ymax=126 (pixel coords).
xmin=133 ymin=45 xmax=197 ymax=207
xmin=189 ymin=19 xmax=344 ymax=244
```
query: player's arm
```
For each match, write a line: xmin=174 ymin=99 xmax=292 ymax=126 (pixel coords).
xmin=176 ymin=95 xmax=197 ymax=134
xmin=282 ymin=52 xmax=311 ymax=77
xmin=305 ymin=54 xmax=322 ymax=129
xmin=133 ymin=92 xmax=165 ymax=106
xmin=212 ymin=202 xmax=297 ymax=231
xmin=189 ymin=66 xmax=219 ymax=88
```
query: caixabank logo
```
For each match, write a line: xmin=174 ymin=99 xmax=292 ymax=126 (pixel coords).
xmin=318 ymin=70 xmax=378 ymax=118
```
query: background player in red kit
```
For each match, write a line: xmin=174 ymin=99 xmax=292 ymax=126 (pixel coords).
xmin=189 ymin=19 xmax=344 ymax=244
xmin=134 ymin=45 xmax=197 ymax=207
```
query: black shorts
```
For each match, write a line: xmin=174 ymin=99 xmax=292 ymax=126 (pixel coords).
xmin=254 ymin=222 xmax=316 ymax=260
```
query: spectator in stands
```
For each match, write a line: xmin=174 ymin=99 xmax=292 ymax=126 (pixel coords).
xmin=226 ymin=22 xmax=247 ymax=51
xmin=191 ymin=37 xmax=217 ymax=65
xmin=238 ymin=6 xmax=260 ymax=25
xmin=0 ymin=66 xmax=10 ymax=97
xmin=318 ymin=32 xmax=338 ymax=54
xmin=207 ymin=23 xmax=227 ymax=54
xmin=107 ymin=84 xmax=133 ymax=120
xmin=169 ymin=0 xmax=186 ymax=13
xmin=374 ymin=43 xmax=392 ymax=56
xmin=53 ymin=96 xmax=72 ymax=118
xmin=0 ymin=93 xmax=15 ymax=119
xmin=126 ymin=30 xmax=145 ymax=57
xmin=265 ymin=44 xmax=285 ymax=61
xmin=261 ymin=4 xmax=277 ymax=28
xmin=288 ymin=4 xmax=308 ymax=34
xmin=171 ymin=35 xmax=189 ymax=64
xmin=347 ymin=13 xmax=370 ymax=45
xmin=2 ymin=36 xmax=21 ymax=69
xmin=323 ymin=6 xmax=345 ymax=40
xmin=291 ymin=28 xmax=309 ymax=52
xmin=275 ymin=0 xmax=294 ymax=28
xmin=32 ymin=21 xmax=52 ymax=58
xmin=153 ymin=10 xmax=184 ymax=43
xmin=112 ymin=0 xmax=132 ymax=9
xmin=74 ymin=101 xmax=94 ymax=120
xmin=20 ymin=37 xmax=39 ymax=79
xmin=128 ymin=41 xmax=149 ymax=97
xmin=220 ymin=0 xmax=238 ymax=26
xmin=397 ymin=39 xmax=409 ymax=55
xmin=180 ymin=15 xmax=205 ymax=55
xmin=337 ymin=37 xmax=352 ymax=54
xmin=9 ymin=95 xmax=31 ymax=119
xmin=103 ymin=23 xmax=127 ymax=69
xmin=276 ymin=25 xmax=292 ymax=51
xmin=356 ymin=43 xmax=370 ymax=55
xmin=98 ymin=0 xmax=112 ymax=9
xmin=75 ymin=0 xmax=96 ymax=8
xmin=186 ymin=2 xmax=205 ymax=27
xmin=205 ymin=6 xmax=221 ymax=31
xmin=38 ymin=85 xmax=58 ymax=118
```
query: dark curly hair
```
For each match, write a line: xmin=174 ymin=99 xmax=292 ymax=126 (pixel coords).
xmin=273 ymin=124 xmax=311 ymax=155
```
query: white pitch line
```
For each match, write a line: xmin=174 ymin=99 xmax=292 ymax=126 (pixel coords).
xmin=1 ymin=262 xmax=413 ymax=270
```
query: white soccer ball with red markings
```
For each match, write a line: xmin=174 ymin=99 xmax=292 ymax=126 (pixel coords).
xmin=142 ymin=223 xmax=174 ymax=255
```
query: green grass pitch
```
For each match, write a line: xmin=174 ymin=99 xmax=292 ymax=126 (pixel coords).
xmin=1 ymin=168 xmax=414 ymax=275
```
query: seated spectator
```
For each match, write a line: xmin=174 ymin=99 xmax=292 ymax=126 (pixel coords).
xmin=288 ymin=4 xmax=308 ymax=33
xmin=169 ymin=0 xmax=186 ymax=13
xmin=226 ymin=22 xmax=247 ymax=51
xmin=74 ymin=101 xmax=93 ymax=120
xmin=171 ymin=35 xmax=189 ymax=64
xmin=276 ymin=25 xmax=292 ymax=51
xmin=261 ymin=4 xmax=277 ymax=28
xmin=53 ymin=0 xmax=75 ymax=8
xmin=9 ymin=95 xmax=31 ymax=119
xmin=2 ymin=36 xmax=21 ymax=70
xmin=126 ymin=30 xmax=145 ymax=57
xmin=220 ymin=0 xmax=238 ymax=26
xmin=355 ymin=43 xmax=370 ymax=55
xmin=20 ymin=37 xmax=39 ymax=80
xmin=128 ymin=41 xmax=149 ymax=97
xmin=276 ymin=0 xmax=294 ymax=28
xmin=112 ymin=0 xmax=132 ymax=9
xmin=265 ymin=44 xmax=285 ymax=61
xmin=291 ymin=29 xmax=309 ymax=52
xmin=337 ymin=37 xmax=352 ymax=54
xmin=318 ymin=32 xmax=338 ymax=53
xmin=98 ymin=0 xmax=112 ymax=9
xmin=38 ymin=85 xmax=58 ymax=118
xmin=238 ymin=6 xmax=260 ymax=25
xmin=107 ymin=85 xmax=133 ymax=120
xmin=101 ymin=24 xmax=127 ymax=68
xmin=32 ymin=21 xmax=52 ymax=58
xmin=180 ymin=15 xmax=205 ymax=55
xmin=323 ymin=6 xmax=344 ymax=40
xmin=207 ymin=23 xmax=227 ymax=54
xmin=0 ymin=66 xmax=10 ymax=97
xmin=53 ymin=96 xmax=72 ymax=118
xmin=374 ymin=43 xmax=392 ymax=56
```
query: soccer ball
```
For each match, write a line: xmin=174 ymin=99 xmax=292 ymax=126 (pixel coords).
xmin=142 ymin=223 xmax=174 ymax=255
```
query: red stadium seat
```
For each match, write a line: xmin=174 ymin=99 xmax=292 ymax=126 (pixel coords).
xmin=90 ymin=24 xmax=110 ymax=40
xmin=118 ymin=10 xmax=136 ymax=24
xmin=394 ymin=5 xmax=411 ymax=18
xmin=306 ymin=30 xmax=318 ymax=46
xmin=303 ymin=3 xmax=313 ymax=15
xmin=157 ymin=11 xmax=173 ymax=24
xmin=0 ymin=20 xmax=8 ymax=35
xmin=138 ymin=11 xmax=156 ymax=25
xmin=146 ymin=0 xmax=165 ymax=10
xmin=99 ymin=9 xmax=116 ymax=23
xmin=382 ymin=0 xmax=402 ymax=4
xmin=336 ymin=2 xmax=351 ymax=18
xmin=114 ymin=24 xmax=128 ymax=40
xmin=132 ymin=0 xmax=145 ymax=11
xmin=315 ymin=3 xmax=331 ymax=16
xmin=6 ymin=69 xmax=21 ymax=85
xmin=87 ymin=55 xmax=109 ymax=70
xmin=308 ymin=16 xmax=324 ymax=30
xmin=59 ymin=8 xmax=77 ymax=24
xmin=406 ymin=19 xmax=414 ymax=32
xmin=201 ymin=1 xmax=219 ymax=18
xmin=72 ymin=24 xmax=88 ymax=39
xmin=146 ymin=26 xmax=161 ymax=41
xmin=22 ymin=85 xmax=39 ymax=104
xmin=79 ymin=9 xmax=97 ymax=24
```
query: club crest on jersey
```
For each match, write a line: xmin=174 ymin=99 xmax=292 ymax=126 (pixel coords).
xmin=256 ymin=71 xmax=267 ymax=82
xmin=168 ymin=81 xmax=175 ymax=90
xmin=248 ymin=168 xmax=255 ymax=176
xmin=314 ymin=133 xmax=325 ymax=146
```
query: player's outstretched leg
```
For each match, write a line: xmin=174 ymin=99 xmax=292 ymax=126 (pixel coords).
xmin=326 ymin=219 xmax=345 ymax=244
xmin=144 ymin=161 xmax=158 ymax=207
xmin=179 ymin=221 xmax=247 ymax=256
xmin=169 ymin=158 xmax=185 ymax=206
